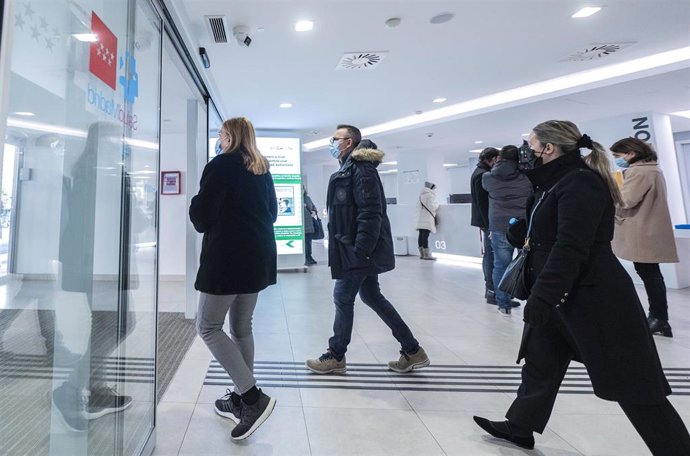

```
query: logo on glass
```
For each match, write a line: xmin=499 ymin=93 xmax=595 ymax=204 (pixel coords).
xmin=89 ymin=12 xmax=118 ymax=90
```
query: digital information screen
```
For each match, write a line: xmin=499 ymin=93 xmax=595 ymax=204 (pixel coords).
xmin=256 ymin=137 xmax=303 ymax=256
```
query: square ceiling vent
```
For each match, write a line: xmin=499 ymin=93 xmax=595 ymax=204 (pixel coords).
xmin=561 ymin=42 xmax=636 ymax=62
xmin=336 ymin=51 xmax=388 ymax=70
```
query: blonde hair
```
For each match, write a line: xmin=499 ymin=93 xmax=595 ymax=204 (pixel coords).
xmin=532 ymin=120 xmax=622 ymax=205
xmin=220 ymin=117 xmax=269 ymax=175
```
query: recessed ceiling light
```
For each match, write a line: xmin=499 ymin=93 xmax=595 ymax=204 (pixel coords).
xmin=671 ymin=110 xmax=690 ymax=119
xmin=279 ymin=103 xmax=292 ymax=108
xmin=430 ymin=12 xmax=455 ymax=24
xmin=572 ymin=7 xmax=602 ymax=18
xmin=469 ymin=149 xmax=483 ymax=153
xmin=304 ymin=46 xmax=690 ymax=151
xmin=443 ymin=163 xmax=459 ymax=167
xmin=73 ymin=33 xmax=98 ymax=42
xmin=382 ymin=161 xmax=398 ymax=165
xmin=379 ymin=169 xmax=398 ymax=174
xmin=433 ymin=97 xmax=447 ymax=103
xmin=385 ymin=17 xmax=401 ymax=28
xmin=295 ymin=20 xmax=314 ymax=32
xmin=13 ymin=111 xmax=35 ymax=116
xmin=521 ymin=133 xmax=530 ymax=136
xmin=474 ymin=140 xmax=483 ymax=144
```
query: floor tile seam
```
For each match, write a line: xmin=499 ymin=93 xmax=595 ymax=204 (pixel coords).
xmin=398 ymin=387 xmax=450 ymax=456
xmin=543 ymin=425 xmax=587 ymax=456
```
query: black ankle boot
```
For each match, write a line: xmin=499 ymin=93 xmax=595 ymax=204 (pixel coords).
xmin=648 ymin=317 xmax=673 ymax=338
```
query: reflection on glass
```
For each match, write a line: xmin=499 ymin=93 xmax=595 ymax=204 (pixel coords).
xmin=0 ymin=0 xmax=161 ymax=455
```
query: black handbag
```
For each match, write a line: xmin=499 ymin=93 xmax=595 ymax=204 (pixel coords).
xmin=498 ymin=191 xmax=548 ymax=300
xmin=312 ymin=216 xmax=325 ymax=240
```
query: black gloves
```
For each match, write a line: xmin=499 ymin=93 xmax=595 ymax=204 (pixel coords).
xmin=523 ymin=297 xmax=551 ymax=328
xmin=507 ymin=218 xmax=528 ymax=249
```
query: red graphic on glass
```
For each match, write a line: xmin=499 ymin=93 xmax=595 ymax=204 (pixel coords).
xmin=89 ymin=12 xmax=118 ymax=90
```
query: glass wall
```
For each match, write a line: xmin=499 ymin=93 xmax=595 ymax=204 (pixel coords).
xmin=0 ymin=0 xmax=161 ymax=455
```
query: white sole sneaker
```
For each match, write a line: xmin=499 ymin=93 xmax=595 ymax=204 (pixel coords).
xmin=230 ymin=397 xmax=276 ymax=441
xmin=214 ymin=405 xmax=239 ymax=423
xmin=388 ymin=358 xmax=431 ymax=373
xmin=305 ymin=362 xmax=347 ymax=375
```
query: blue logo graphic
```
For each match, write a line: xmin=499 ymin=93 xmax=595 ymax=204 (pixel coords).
xmin=118 ymin=51 xmax=138 ymax=104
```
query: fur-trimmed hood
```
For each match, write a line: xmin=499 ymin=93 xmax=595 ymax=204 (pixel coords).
xmin=351 ymin=148 xmax=385 ymax=164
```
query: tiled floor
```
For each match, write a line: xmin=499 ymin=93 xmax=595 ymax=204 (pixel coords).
xmin=154 ymin=244 xmax=690 ymax=456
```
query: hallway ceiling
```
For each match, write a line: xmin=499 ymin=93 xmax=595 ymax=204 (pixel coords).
xmin=170 ymin=0 xmax=690 ymax=164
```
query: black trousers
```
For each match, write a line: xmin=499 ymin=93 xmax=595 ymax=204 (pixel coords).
xmin=506 ymin=318 xmax=690 ymax=455
xmin=633 ymin=262 xmax=669 ymax=321
xmin=305 ymin=233 xmax=313 ymax=259
xmin=417 ymin=229 xmax=431 ymax=249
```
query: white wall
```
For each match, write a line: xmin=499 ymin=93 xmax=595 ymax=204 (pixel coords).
xmin=159 ymin=132 xmax=188 ymax=277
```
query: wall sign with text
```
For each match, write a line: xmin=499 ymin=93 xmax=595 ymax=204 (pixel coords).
xmin=161 ymin=171 xmax=181 ymax=195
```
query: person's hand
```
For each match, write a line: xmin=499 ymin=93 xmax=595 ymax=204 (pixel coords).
xmin=507 ymin=218 xmax=527 ymax=248
xmin=523 ymin=297 xmax=551 ymax=328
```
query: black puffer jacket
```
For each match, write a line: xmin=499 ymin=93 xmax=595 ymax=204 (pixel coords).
xmin=470 ymin=161 xmax=491 ymax=229
xmin=326 ymin=147 xmax=394 ymax=279
xmin=190 ymin=151 xmax=278 ymax=294
xmin=482 ymin=159 xmax=532 ymax=232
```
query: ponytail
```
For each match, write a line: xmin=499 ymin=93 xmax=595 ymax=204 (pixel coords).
xmin=584 ymin=142 xmax=623 ymax=206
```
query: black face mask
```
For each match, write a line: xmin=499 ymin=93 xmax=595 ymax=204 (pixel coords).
xmin=519 ymin=140 xmax=546 ymax=169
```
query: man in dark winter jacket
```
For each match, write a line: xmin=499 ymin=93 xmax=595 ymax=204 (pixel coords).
xmin=482 ymin=145 xmax=533 ymax=315
xmin=470 ymin=147 xmax=499 ymax=304
xmin=306 ymin=125 xmax=429 ymax=375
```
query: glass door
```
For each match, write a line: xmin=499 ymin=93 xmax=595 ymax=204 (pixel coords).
xmin=0 ymin=1 xmax=161 ymax=455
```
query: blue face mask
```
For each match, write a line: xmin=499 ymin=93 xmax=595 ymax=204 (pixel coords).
xmin=615 ymin=157 xmax=629 ymax=168
xmin=328 ymin=140 xmax=341 ymax=159
xmin=215 ymin=139 xmax=223 ymax=155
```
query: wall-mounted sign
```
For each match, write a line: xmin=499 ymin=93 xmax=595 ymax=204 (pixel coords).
xmin=161 ymin=171 xmax=181 ymax=195
xmin=256 ymin=137 xmax=303 ymax=256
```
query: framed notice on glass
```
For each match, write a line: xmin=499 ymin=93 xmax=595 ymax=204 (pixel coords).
xmin=161 ymin=171 xmax=181 ymax=195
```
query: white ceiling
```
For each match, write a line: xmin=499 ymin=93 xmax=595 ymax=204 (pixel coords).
xmin=171 ymin=0 xmax=690 ymax=165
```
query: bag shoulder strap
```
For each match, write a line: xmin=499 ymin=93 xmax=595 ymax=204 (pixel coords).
xmin=419 ymin=196 xmax=435 ymax=217
xmin=524 ymin=168 xmax=585 ymax=248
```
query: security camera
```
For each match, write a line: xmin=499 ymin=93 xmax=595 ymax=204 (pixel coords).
xmin=233 ymin=25 xmax=252 ymax=47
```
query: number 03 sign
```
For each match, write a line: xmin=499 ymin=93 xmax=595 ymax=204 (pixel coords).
xmin=161 ymin=171 xmax=181 ymax=195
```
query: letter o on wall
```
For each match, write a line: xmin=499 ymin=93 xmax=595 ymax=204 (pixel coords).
xmin=634 ymin=130 xmax=651 ymax=141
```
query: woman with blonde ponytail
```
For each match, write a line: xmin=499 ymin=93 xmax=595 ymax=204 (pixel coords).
xmin=190 ymin=117 xmax=277 ymax=440
xmin=474 ymin=120 xmax=690 ymax=454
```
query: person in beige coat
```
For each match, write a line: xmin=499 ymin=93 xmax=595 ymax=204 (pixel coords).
xmin=611 ymin=137 xmax=679 ymax=337
xmin=416 ymin=182 xmax=439 ymax=260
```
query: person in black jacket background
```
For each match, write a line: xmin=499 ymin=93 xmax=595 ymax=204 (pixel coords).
xmin=305 ymin=125 xmax=429 ymax=375
xmin=190 ymin=117 xmax=277 ymax=441
xmin=470 ymin=147 xmax=499 ymax=304
xmin=474 ymin=120 xmax=690 ymax=454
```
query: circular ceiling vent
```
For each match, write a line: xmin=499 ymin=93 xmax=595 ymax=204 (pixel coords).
xmin=430 ymin=12 xmax=455 ymax=24
xmin=336 ymin=51 xmax=388 ymax=70
xmin=562 ymin=42 xmax=636 ymax=62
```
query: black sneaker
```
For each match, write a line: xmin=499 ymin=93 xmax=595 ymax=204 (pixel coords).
xmin=52 ymin=382 xmax=88 ymax=432
xmin=230 ymin=389 xmax=276 ymax=441
xmin=87 ymin=386 xmax=132 ymax=419
xmin=215 ymin=388 xmax=242 ymax=422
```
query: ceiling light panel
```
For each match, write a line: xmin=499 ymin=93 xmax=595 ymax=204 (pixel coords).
xmin=572 ymin=7 xmax=602 ymax=18
xmin=295 ymin=20 xmax=314 ymax=32
xmin=433 ymin=98 xmax=447 ymax=103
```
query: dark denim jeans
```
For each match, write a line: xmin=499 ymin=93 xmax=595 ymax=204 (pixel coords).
xmin=328 ymin=274 xmax=419 ymax=359
xmin=490 ymin=231 xmax=515 ymax=309
xmin=482 ymin=229 xmax=494 ymax=291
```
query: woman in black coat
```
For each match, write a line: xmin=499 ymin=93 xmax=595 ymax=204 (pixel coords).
xmin=189 ymin=117 xmax=277 ymax=440
xmin=474 ymin=120 xmax=690 ymax=455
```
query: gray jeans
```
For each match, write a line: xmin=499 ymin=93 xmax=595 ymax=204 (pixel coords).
xmin=196 ymin=292 xmax=258 ymax=394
